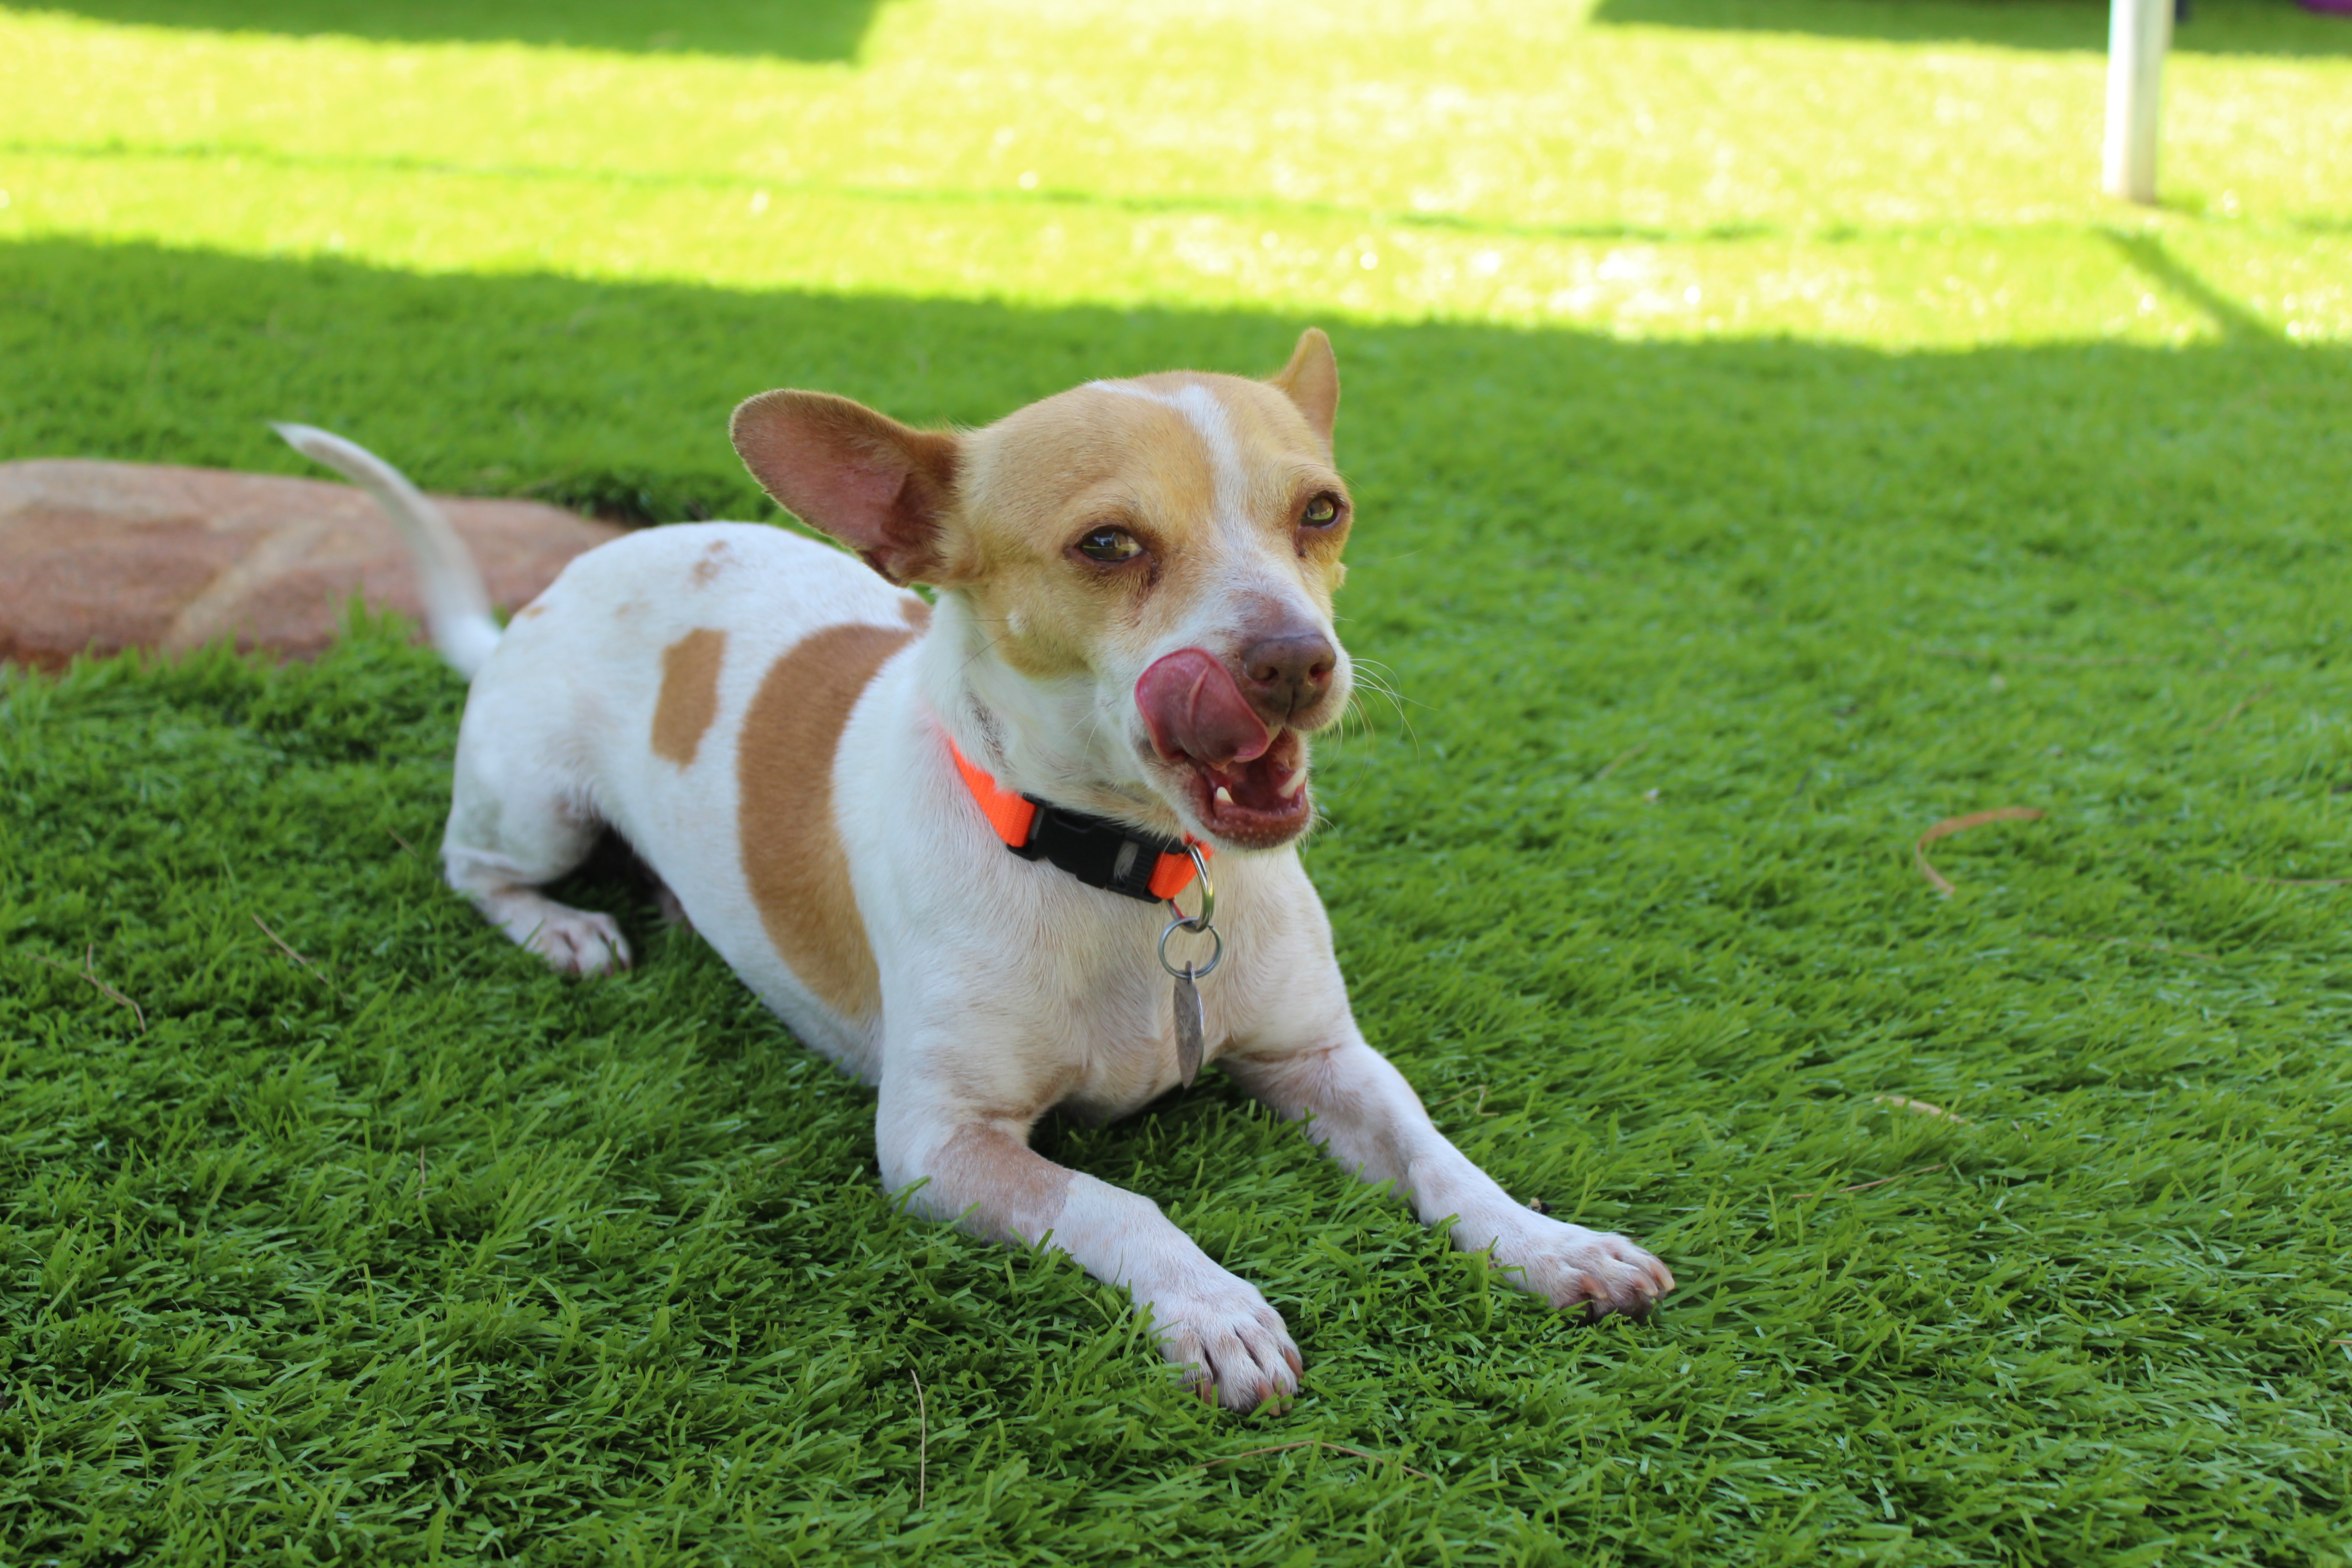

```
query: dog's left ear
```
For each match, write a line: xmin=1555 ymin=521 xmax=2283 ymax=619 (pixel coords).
xmin=1269 ymin=328 xmax=1339 ymax=451
xmin=730 ymin=390 xmax=967 ymax=586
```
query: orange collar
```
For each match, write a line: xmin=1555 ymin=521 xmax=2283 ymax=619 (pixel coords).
xmin=948 ymin=736 xmax=1209 ymax=903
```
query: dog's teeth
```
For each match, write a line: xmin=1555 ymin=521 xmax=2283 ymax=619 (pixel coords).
xmin=1214 ymin=786 xmax=1235 ymax=806
xmin=1278 ymin=769 xmax=1308 ymax=798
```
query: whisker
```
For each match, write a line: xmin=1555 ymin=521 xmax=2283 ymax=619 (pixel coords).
xmin=1333 ymin=665 xmax=1417 ymax=751
xmin=955 ymin=630 xmax=1019 ymax=679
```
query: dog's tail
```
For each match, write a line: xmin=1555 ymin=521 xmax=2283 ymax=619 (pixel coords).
xmin=273 ymin=422 xmax=502 ymax=680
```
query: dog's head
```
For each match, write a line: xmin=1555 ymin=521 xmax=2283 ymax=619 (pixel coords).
xmin=731 ymin=329 xmax=1352 ymax=853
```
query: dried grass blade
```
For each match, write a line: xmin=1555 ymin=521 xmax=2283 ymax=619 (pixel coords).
xmin=2206 ymin=685 xmax=2270 ymax=732
xmin=1872 ymin=1095 xmax=1968 ymax=1123
xmin=1793 ymin=1164 xmax=1947 ymax=1200
xmin=1592 ymin=743 xmax=1646 ymax=783
xmin=252 ymin=914 xmax=350 ymax=1000
xmin=1914 ymin=808 xmax=2045 ymax=897
xmin=29 ymin=948 xmax=147 ymax=1034
xmin=910 ymin=1370 xmax=927 ymax=1512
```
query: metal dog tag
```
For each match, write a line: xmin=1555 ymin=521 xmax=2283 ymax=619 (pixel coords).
xmin=1172 ymin=964 xmax=1205 ymax=1089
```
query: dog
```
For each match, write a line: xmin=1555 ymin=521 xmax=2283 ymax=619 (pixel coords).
xmin=279 ymin=328 xmax=1673 ymax=1411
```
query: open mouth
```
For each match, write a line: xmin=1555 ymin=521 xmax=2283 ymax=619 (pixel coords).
xmin=1176 ymin=728 xmax=1311 ymax=846
xmin=1135 ymin=647 xmax=1316 ymax=848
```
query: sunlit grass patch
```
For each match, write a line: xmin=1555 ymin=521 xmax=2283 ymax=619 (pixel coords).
xmin=2 ymin=0 xmax=2347 ymax=339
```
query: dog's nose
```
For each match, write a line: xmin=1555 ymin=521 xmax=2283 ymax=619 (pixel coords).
xmin=1240 ymin=631 xmax=1336 ymax=720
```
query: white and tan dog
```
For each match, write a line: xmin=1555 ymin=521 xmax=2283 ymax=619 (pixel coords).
xmin=279 ymin=329 xmax=1672 ymax=1411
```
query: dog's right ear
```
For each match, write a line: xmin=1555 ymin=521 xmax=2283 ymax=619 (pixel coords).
xmin=730 ymin=391 xmax=965 ymax=586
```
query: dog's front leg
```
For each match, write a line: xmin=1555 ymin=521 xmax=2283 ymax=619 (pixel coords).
xmin=876 ymin=1077 xmax=1301 ymax=1411
xmin=1226 ymin=1032 xmax=1675 ymax=1319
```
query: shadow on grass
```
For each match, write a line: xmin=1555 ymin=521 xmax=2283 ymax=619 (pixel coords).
xmin=2102 ymin=231 xmax=2282 ymax=343
xmin=1591 ymin=0 xmax=2352 ymax=57
xmin=0 ymin=234 xmax=2344 ymax=555
xmin=20 ymin=0 xmax=887 ymax=60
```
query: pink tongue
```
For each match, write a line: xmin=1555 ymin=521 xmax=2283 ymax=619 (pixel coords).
xmin=1136 ymin=649 xmax=1272 ymax=771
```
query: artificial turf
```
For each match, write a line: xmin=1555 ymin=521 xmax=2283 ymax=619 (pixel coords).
xmin=5 ymin=0 xmax=2352 ymax=1562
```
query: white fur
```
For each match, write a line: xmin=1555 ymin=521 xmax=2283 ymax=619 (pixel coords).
xmin=273 ymin=423 xmax=502 ymax=677
xmin=286 ymin=413 xmax=1674 ymax=1413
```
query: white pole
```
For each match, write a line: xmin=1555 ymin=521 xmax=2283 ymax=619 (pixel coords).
xmin=2103 ymin=0 xmax=2171 ymax=203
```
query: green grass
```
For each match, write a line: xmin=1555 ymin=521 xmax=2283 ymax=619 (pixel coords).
xmin=5 ymin=0 xmax=2352 ymax=1562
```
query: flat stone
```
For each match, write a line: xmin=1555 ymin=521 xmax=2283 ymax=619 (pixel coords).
xmin=0 ymin=459 xmax=626 ymax=670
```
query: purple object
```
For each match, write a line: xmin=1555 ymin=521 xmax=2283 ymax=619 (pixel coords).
xmin=2299 ymin=0 xmax=2352 ymax=15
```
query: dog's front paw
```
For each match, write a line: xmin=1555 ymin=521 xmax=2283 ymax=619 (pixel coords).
xmin=1491 ymin=1218 xmax=1674 ymax=1321
xmin=1146 ymin=1272 xmax=1302 ymax=1413
xmin=516 ymin=909 xmax=632 ymax=976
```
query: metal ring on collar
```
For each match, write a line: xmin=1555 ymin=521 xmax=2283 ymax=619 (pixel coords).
xmin=1158 ymin=916 xmax=1224 ymax=981
xmin=1166 ymin=843 xmax=1214 ymax=932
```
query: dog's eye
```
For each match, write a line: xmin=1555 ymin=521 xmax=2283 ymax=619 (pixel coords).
xmin=1301 ymin=493 xmax=1343 ymax=528
xmin=1076 ymin=526 xmax=1142 ymax=563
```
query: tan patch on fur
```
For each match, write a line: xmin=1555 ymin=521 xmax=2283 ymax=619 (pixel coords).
xmin=652 ymin=627 xmax=727 ymax=767
xmin=933 ymin=1124 xmax=1073 ymax=1243
xmin=691 ymin=539 xmax=733 ymax=586
xmin=738 ymin=621 xmax=915 ymax=1019
xmin=516 ymin=602 xmax=548 ymax=620
xmin=901 ymin=595 xmax=932 ymax=631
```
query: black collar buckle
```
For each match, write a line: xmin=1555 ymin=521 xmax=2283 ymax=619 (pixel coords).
xmin=1008 ymin=797 xmax=1188 ymax=903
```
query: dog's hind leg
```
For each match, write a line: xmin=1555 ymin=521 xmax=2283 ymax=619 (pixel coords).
xmin=442 ymin=789 xmax=630 ymax=975
xmin=275 ymin=421 xmax=630 ymax=974
xmin=439 ymin=694 xmax=632 ymax=977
